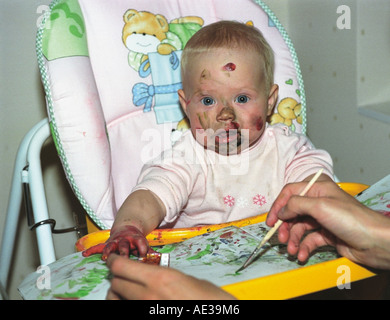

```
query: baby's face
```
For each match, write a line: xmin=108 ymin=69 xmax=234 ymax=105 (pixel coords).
xmin=179 ymin=48 xmax=278 ymax=155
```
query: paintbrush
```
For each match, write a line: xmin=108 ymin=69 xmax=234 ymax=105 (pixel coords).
xmin=236 ymin=169 xmax=324 ymax=273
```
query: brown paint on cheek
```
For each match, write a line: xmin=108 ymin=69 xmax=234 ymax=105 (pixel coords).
xmin=197 ymin=112 xmax=208 ymax=129
xmin=255 ymin=117 xmax=264 ymax=131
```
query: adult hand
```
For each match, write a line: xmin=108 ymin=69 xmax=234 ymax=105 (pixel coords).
xmin=106 ymin=254 xmax=236 ymax=300
xmin=82 ymin=225 xmax=149 ymax=260
xmin=267 ymin=181 xmax=390 ymax=270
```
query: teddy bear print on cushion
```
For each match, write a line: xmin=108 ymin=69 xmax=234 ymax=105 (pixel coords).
xmin=122 ymin=10 xmax=203 ymax=73
xmin=122 ymin=9 xmax=204 ymax=124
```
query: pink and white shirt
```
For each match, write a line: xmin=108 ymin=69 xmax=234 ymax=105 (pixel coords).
xmin=133 ymin=124 xmax=333 ymax=228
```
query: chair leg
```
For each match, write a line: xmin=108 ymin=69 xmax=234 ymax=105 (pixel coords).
xmin=0 ymin=118 xmax=55 ymax=291
xmin=26 ymin=119 xmax=56 ymax=265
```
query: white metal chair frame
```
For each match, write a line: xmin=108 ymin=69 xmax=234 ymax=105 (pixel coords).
xmin=0 ymin=119 xmax=62 ymax=294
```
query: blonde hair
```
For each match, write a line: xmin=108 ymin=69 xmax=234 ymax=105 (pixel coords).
xmin=181 ymin=20 xmax=275 ymax=93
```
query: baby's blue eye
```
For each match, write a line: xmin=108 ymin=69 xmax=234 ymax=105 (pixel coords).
xmin=201 ymin=97 xmax=215 ymax=106
xmin=235 ymin=95 xmax=249 ymax=104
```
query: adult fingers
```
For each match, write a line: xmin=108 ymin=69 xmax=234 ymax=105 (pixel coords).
xmin=106 ymin=288 xmax=121 ymax=300
xmin=107 ymin=254 xmax=164 ymax=299
xmin=107 ymin=254 xmax=157 ymax=284
xmin=267 ymin=181 xmax=322 ymax=227
xmin=267 ymin=183 xmax=303 ymax=226
xmin=108 ymin=274 xmax=150 ymax=300
xmin=278 ymin=195 xmax=325 ymax=222
xmin=295 ymin=230 xmax=336 ymax=262
xmin=283 ymin=218 xmax=319 ymax=256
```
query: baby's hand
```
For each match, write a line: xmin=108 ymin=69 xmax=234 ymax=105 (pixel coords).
xmin=82 ymin=225 xmax=149 ymax=260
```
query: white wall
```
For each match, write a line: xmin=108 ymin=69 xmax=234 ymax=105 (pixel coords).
xmin=285 ymin=0 xmax=390 ymax=184
xmin=0 ymin=0 xmax=389 ymax=300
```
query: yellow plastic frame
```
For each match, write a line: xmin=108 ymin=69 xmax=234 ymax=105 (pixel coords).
xmin=76 ymin=182 xmax=376 ymax=299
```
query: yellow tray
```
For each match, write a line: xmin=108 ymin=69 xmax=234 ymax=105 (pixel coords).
xmin=76 ymin=213 xmax=267 ymax=250
xmin=76 ymin=182 xmax=374 ymax=299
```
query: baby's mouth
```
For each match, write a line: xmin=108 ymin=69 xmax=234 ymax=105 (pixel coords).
xmin=214 ymin=129 xmax=240 ymax=144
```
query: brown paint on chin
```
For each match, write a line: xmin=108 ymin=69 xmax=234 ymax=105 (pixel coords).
xmin=231 ymin=121 xmax=240 ymax=130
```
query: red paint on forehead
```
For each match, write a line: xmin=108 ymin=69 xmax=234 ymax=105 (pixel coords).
xmin=223 ymin=63 xmax=236 ymax=71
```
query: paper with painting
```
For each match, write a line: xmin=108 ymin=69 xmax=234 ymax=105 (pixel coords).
xmin=18 ymin=221 xmax=338 ymax=300
xmin=355 ymin=174 xmax=390 ymax=217
xmin=18 ymin=174 xmax=390 ymax=299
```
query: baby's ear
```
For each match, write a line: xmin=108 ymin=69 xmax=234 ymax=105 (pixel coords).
xmin=267 ymin=84 xmax=279 ymax=115
xmin=178 ymin=89 xmax=188 ymax=113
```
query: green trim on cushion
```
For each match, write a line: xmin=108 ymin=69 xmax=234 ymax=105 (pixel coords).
xmin=37 ymin=0 xmax=108 ymax=230
xmin=254 ymin=0 xmax=307 ymax=135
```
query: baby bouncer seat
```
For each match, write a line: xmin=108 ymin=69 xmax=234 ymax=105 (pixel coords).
xmin=0 ymin=0 xmax=306 ymax=294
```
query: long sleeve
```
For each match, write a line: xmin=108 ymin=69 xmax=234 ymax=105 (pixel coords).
xmin=275 ymin=125 xmax=334 ymax=183
xmin=132 ymin=133 xmax=204 ymax=225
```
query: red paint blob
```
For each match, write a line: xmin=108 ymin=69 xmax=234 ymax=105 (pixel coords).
xmin=232 ymin=121 xmax=240 ymax=129
xmin=223 ymin=62 xmax=236 ymax=71
xmin=220 ymin=231 xmax=234 ymax=238
xmin=255 ymin=118 xmax=263 ymax=131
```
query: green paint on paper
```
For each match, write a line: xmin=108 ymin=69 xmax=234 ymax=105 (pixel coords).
xmin=154 ymin=244 xmax=176 ymax=254
xmin=76 ymin=254 xmax=102 ymax=268
xmin=53 ymin=267 xmax=109 ymax=299
xmin=360 ymin=191 xmax=390 ymax=207
xmin=187 ymin=244 xmax=212 ymax=260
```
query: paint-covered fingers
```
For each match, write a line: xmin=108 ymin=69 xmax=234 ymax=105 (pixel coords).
xmin=117 ymin=238 xmax=130 ymax=257
xmin=81 ymin=243 xmax=106 ymax=257
xmin=102 ymin=241 xmax=119 ymax=260
xmin=82 ymin=240 xmax=123 ymax=261
xmin=81 ymin=241 xmax=119 ymax=260
xmin=131 ymin=235 xmax=150 ymax=257
xmin=111 ymin=225 xmax=149 ymax=253
xmin=101 ymin=239 xmax=138 ymax=261
xmin=82 ymin=225 xmax=149 ymax=260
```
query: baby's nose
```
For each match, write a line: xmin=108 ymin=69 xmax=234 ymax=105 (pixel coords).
xmin=216 ymin=106 xmax=235 ymax=122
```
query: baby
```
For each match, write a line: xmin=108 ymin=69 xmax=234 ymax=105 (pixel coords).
xmin=83 ymin=21 xmax=333 ymax=260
